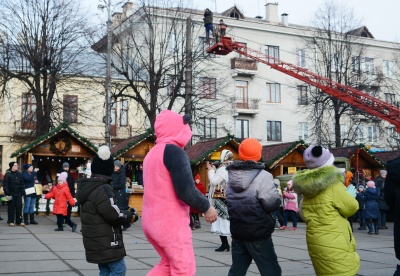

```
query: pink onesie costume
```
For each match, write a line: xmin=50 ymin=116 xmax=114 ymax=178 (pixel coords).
xmin=142 ymin=110 xmax=210 ymax=276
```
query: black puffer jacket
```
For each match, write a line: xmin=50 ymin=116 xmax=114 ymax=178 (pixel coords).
xmin=3 ymin=170 xmax=24 ymax=196
xmin=111 ymin=166 xmax=128 ymax=211
xmin=76 ymin=174 xmax=133 ymax=264
xmin=226 ymin=161 xmax=280 ymax=241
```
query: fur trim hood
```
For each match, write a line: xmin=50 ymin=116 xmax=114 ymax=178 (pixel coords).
xmin=292 ymin=165 xmax=344 ymax=199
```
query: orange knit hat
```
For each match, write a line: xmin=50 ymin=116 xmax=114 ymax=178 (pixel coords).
xmin=239 ymin=138 xmax=262 ymax=161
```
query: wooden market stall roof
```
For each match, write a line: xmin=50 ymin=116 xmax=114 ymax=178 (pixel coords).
xmin=330 ymin=145 xmax=384 ymax=168
xmin=10 ymin=123 xmax=98 ymax=158
xmin=370 ymin=150 xmax=400 ymax=165
xmin=262 ymin=141 xmax=306 ymax=169
xmin=111 ymin=131 xmax=154 ymax=158
xmin=185 ymin=135 xmax=240 ymax=165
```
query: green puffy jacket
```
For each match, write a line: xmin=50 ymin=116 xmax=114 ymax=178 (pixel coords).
xmin=293 ymin=166 xmax=360 ymax=276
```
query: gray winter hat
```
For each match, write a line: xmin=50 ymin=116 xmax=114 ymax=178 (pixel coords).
xmin=114 ymin=160 xmax=122 ymax=169
xmin=62 ymin=162 xmax=69 ymax=168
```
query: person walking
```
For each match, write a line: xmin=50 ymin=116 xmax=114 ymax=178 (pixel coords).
xmin=142 ymin=110 xmax=217 ymax=276
xmin=374 ymin=170 xmax=390 ymax=229
xmin=58 ymin=162 xmax=76 ymax=222
xmin=207 ymin=149 xmax=233 ymax=252
xmin=272 ymin=179 xmax=284 ymax=229
xmin=21 ymin=164 xmax=39 ymax=225
xmin=43 ymin=172 xmax=77 ymax=232
xmin=292 ymin=145 xmax=360 ymax=276
xmin=76 ymin=145 xmax=136 ymax=276
xmin=3 ymin=162 xmax=25 ymax=226
xmin=364 ymin=180 xmax=381 ymax=235
xmin=226 ymin=138 xmax=282 ymax=276
xmin=385 ymin=156 xmax=400 ymax=275
xmin=279 ymin=180 xmax=298 ymax=231
xmin=356 ymin=184 xmax=366 ymax=230
xmin=111 ymin=160 xmax=131 ymax=231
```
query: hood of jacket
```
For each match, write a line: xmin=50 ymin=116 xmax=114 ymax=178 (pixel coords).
xmin=227 ymin=161 xmax=265 ymax=193
xmin=76 ymin=175 xmax=111 ymax=204
xmin=364 ymin=187 xmax=380 ymax=198
xmin=154 ymin=110 xmax=192 ymax=148
xmin=292 ymin=165 xmax=344 ymax=198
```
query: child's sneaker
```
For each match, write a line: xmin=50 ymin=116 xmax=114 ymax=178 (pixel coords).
xmin=279 ymin=226 xmax=286 ymax=230
xmin=289 ymin=227 xmax=297 ymax=231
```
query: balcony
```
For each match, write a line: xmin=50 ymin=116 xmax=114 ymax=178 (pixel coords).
xmin=231 ymin=58 xmax=257 ymax=76
xmin=232 ymin=97 xmax=261 ymax=117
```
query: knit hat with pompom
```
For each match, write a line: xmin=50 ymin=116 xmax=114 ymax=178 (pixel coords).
xmin=303 ymin=145 xmax=334 ymax=169
xmin=58 ymin=172 xmax=68 ymax=183
xmin=91 ymin=145 xmax=114 ymax=177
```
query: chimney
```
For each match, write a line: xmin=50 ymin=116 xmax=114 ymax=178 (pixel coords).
xmin=112 ymin=12 xmax=122 ymax=28
xmin=265 ymin=3 xmax=279 ymax=23
xmin=121 ymin=2 xmax=134 ymax=20
xmin=281 ymin=13 xmax=288 ymax=26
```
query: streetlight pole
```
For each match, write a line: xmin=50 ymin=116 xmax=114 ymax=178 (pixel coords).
xmin=99 ymin=0 xmax=112 ymax=147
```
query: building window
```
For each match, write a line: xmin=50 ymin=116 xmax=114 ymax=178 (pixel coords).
xmin=200 ymin=77 xmax=216 ymax=99
xmin=266 ymin=83 xmax=281 ymax=103
xmin=298 ymin=122 xmax=308 ymax=141
xmin=385 ymin=93 xmax=395 ymax=105
xmin=383 ymin=60 xmax=395 ymax=78
xmin=298 ymin=85 xmax=308 ymax=105
xmin=387 ymin=127 xmax=398 ymax=145
xmin=266 ymin=45 xmax=279 ymax=64
xmin=352 ymin=56 xmax=361 ymax=73
xmin=236 ymin=119 xmax=249 ymax=139
xmin=367 ymin=125 xmax=378 ymax=143
xmin=202 ymin=118 xmax=217 ymax=138
xmin=364 ymin=57 xmax=374 ymax=75
xmin=267 ymin=121 xmax=281 ymax=141
xmin=355 ymin=125 xmax=364 ymax=144
xmin=63 ymin=95 xmax=78 ymax=124
xmin=120 ymin=99 xmax=128 ymax=126
xmin=296 ymin=48 xmax=306 ymax=68
xmin=21 ymin=93 xmax=37 ymax=130
xmin=235 ymin=80 xmax=248 ymax=108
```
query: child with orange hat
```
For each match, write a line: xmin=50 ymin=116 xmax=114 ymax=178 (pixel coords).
xmin=226 ymin=138 xmax=282 ymax=275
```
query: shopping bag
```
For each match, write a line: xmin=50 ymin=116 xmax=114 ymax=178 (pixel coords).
xmin=35 ymin=184 xmax=43 ymax=195
xmin=25 ymin=187 xmax=36 ymax=195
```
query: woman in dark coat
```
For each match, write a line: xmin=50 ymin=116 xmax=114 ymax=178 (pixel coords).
xmin=364 ymin=181 xmax=380 ymax=235
xmin=374 ymin=170 xmax=390 ymax=229
xmin=111 ymin=160 xmax=130 ymax=230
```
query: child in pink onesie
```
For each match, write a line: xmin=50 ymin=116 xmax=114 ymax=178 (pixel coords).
xmin=142 ymin=110 xmax=217 ymax=276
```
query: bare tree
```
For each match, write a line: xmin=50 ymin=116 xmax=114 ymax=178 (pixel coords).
xmin=300 ymin=0 xmax=386 ymax=147
xmin=91 ymin=0 xmax=230 ymax=133
xmin=0 ymin=0 xmax=90 ymax=137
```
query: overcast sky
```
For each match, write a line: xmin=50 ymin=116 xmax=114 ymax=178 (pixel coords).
xmin=86 ymin=0 xmax=400 ymax=43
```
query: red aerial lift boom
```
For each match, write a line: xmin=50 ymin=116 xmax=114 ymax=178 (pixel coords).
xmin=206 ymin=37 xmax=400 ymax=132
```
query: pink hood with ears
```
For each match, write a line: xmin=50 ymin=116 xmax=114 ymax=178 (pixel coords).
xmin=154 ymin=110 xmax=192 ymax=148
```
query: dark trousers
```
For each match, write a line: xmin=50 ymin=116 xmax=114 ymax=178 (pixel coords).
xmin=7 ymin=195 xmax=23 ymax=224
xmin=56 ymin=214 xmax=74 ymax=229
xmin=283 ymin=210 xmax=297 ymax=227
xmin=379 ymin=210 xmax=387 ymax=226
xmin=228 ymin=237 xmax=282 ymax=276
xmin=272 ymin=209 xmax=283 ymax=226
xmin=357 ymin=209 xmax=365 ymax=225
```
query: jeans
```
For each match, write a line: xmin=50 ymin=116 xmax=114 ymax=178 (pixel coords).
xmin=7 ymin=195 xmax=23 ymax=224
xmin=283 ymin=210 xmax=297 ymax=227
xmin=228 ymin=237 xmax=281 ymax=276
xmin=205 ymin=24 xmax=213 ymax=41
xmin=98 ymin=258 xmax=126 ymax=276
xmin=24 ymin=196 xmax=36 ymax=213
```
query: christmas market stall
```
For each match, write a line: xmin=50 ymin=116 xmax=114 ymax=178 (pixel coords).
xmin=10 ymin=123 xmax=98 ymax=214
xmin=371 ymin=150 xmax=400 ymax=165
xmin=185 ymin=136 xmax=240 ymax=192
xmin=330 ymin=145 xmax=385 ymax=184
xmin=262 ymin=141 xmax=307 ymax=186
xmin=111 ymin=131 xmax=155 ymax=215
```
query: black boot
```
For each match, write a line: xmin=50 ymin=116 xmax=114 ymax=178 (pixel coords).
xmin=24 ymin=213 xmax=29 ymax=225
xmin=30 ymin=213 xmax=38 ymax=225
xmin=215 ymin=236 xmax=230 ymax=252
